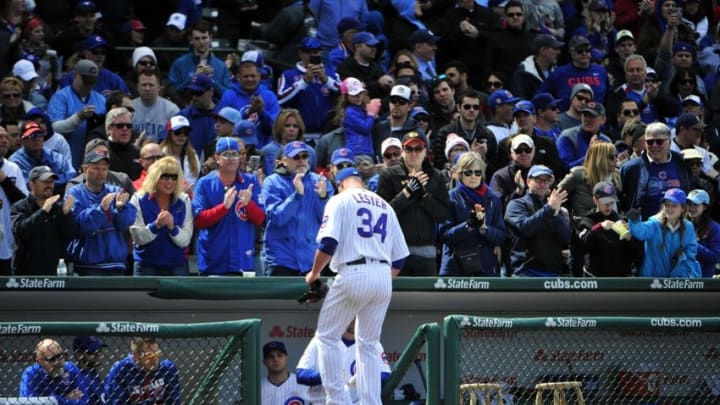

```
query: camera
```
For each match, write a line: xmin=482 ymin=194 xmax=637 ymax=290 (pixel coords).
xmin=309 ymin=55 xmax=322 ymax=65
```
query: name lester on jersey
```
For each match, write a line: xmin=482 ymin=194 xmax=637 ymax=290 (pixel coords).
xmin=351 ymin=192 xmax=387 ymax=209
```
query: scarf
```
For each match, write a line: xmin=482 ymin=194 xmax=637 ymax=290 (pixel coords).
xmin=457 ymin=181 xmax=488 ymax=206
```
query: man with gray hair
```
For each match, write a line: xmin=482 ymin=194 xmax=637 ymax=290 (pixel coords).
xmin=20 ymin=338 xmax=87 ymax=403
xmin=103 ymin=107 xmax=142 ymax=180
xmin=605 ymin=54 xmax=663 ymax=134
xmin=620 ymin=122 xmax=691 ymax=217
xmin=65 ymin=138 xmax=135 ymax=195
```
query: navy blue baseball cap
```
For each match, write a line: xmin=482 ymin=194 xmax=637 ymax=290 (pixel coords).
xmin=336 ymin=167 xmax=361 ymax=186
xmin=337 ymin=17 xmax=365 ymax=35
xmin=73 ymin=336 xmax=106 ymax=353
xmin=216 ymin=137 xmax=240 ymax=153
xmin=301 ymin=37 xmax=321 ymax=50
xmin=186 ymin=73 xmax=214 ymax=93
xmin=331 ymin=148 xmax=355 ymax=166
xmin=81 ymin=35 xmax=107 ymax=51
xmin=531 ymin=92 xmax=561 ymax=110
xmin=283 ymin=141 xmax=310 ymax=158
xmin=513 ymin=100 xmax=536 ymax=115
xmin=75 ymin=1 xmax=97 ymax=14
xmin=676 ymin=112 xmax=706 ymax=129
xmin=673 ymin=41 xmax=694 ymax=55
xmin=263 ymin=341 xmax=287 ymax=358
xmin=408 ymin=29 xmax=440 ymax=48
xmin=488 ymin=90 xmax=520 ymax=107
xmin=353 ymin=31 xmax=380 ymax=46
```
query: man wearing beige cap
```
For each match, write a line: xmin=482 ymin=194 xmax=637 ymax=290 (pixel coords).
xmin=372 ymin=84 xmax=423 ymax=159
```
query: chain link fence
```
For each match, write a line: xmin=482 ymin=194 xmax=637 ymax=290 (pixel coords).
xmin=0 ymin=320 xmax=260 ymax=405
xmin=444 ymin=316 xmax=720 ymax=405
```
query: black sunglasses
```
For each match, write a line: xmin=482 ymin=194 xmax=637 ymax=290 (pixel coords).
xmin=622 ymin=109 xmax=640 ymax=117
xmin=383 ymin=151 xmax=401 ymax=159
xmin=404 ymin=146 xmax=425 ymax=153
xmin=336 ymin=162 xmax=353 ymax=170
xmin=390 ymin=97 xmax=410 ymax=106
xmin=487 ymin=81 xmax=503 ymax=88
xmin=292 ymin=153 xmax=309 ymax=161
xmin=646 ymin=138 xmax=667 ymax=145
xmin=113 ymin=123 xmax=132 ymax=129
xmin=462 ymin=104 xmax=481 ymax=111
xmin=507 ymin=12 xmax=523 ymax=17
xmin=142 ymin=154 xmax=164 ymax=161
xmin=137 ymin=60 xmax=156 ymax=67
xmin=514 ymin=147 xmax=533 ymax=154
xmin=462 ymin=170 xmax=484 ymax=177
xmin=42 ymin=352 xmax=67 ymax=362
xmin=160 ymin=173 xmax=178 ymax=181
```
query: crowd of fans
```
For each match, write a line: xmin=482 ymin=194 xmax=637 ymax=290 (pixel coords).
xmin=1 ymin=0 xmax=720 ymax=278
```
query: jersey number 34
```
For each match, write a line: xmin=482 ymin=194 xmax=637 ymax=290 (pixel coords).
xmin=356 ymin=208 xmax=387 ymax=243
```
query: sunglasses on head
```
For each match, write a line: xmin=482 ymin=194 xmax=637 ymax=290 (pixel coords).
xmin=113 ymin=123 xmax=132 ymax=129
xmin=646 ymin=138 xmax=667 ymax=145
xmin=462 ymin=104 xmax=481 ymax=111
xmin=383 ymin=151 xmax=401 ymax=159
xmin=160 ymin=173 xmax=178 ymax=181
xmin=292 ymin=153 xmax=309 ymax=161
xmin=462 ymin=170 xmax=484 ymax=177
xmin=514 ymin=147 xmax=533 ymax=154
xmin=622 ymin=109 xmax=640 ymax=117
xmin=390 ymin=97 xmax=410 ymax=106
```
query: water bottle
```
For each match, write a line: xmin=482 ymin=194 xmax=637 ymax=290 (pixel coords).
xmin=57 ymin=259 xmax=67 ymax=276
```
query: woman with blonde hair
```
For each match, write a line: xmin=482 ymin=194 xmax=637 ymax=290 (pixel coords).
xmin=129 ymin=156 xmax=193 ymax=276
xmin=160 ymin=115 xmax=200 ymax=186
xmin=558 ymin=141 xmax=621 ymax=218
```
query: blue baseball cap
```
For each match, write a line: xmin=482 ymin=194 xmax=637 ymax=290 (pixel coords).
xmin=215 ymin=107 xmax=242 ymax=126
xmin=352 ymin=31 xmax=380 ymax=46
xmin=513 ymin=100 xmax=535 ymax=115
xmin=301 ymin=36 xmax=321 ymax=50
xmin=263 ymin=341 xmax=287 ymax=358
xmin=531 ymin=92 xmax=561 ymax=110
xmin=488 ymin=90 xmax=520 ymax=108
xmin=408 ymin=29 xmax=440 ymax=47
xmin=186 ymin=73 xmax=213 ymax=93
xmin=81 ymin=35 xmax=107 ymax=51
xmin=73 ymin=336 xmax=106 ymax=353
xmin=410 ymin=106 xmax=429 ymax=119
xmin=337 ymin=17 xmax=365 ymax=35
xmin=687 ymin=189 xmax=710 ymax=206
xmin=335 ymin=167 xmax=361 ymax=186
xmin=216 ymin=137 xmax=240 ymax=153
xmin=233 ymin=120 xmax=258 ymax=146
xmin=75 ymin=1 xmax=96 ymax=14
xmin=528 ymin=165 xmax=554 ymax=179
xmin=673 ymin=41 xmax=694 ymax=55
xmin=662 ymin=188 xmax=687 ymax=205
xmin=331 ymin=148 xmax=355 ymax=166
xmin=283 ymin=141 xmax=310 ymax=158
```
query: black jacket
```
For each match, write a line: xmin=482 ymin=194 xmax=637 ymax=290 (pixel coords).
xmin=376 ymin=159 xmax=452 ymax=247
xmin=435 ymin=118 xmax=497 ymax=174
xmin=575 ymin=210 xmax=642 ymax=276
xmin=10 ymin=195 xmax=77 ymax=275
xmin=336 ymin=57 xmax=387 ymax=99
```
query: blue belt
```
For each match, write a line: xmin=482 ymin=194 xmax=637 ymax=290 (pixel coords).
xmin=344 ymin=258 xmax=388 ymax=266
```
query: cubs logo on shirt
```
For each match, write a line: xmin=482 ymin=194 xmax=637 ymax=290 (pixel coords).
xmin=235 ymin=199 xmax=248 ymax=221
xmin=284 ymin=396 xmax=306 ymax=405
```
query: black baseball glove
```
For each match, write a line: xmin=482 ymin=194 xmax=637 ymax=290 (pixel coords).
xmin=298 ymin=279 xmax=329 ymax=304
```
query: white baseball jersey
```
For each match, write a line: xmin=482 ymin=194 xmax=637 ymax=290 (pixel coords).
xmin=313 ymin=186 xmax=408 ymax=405
xmin=261 ymin=372 xmax=310 ymax=405
xmin=296 ymin=336 xmax=391 ymax=404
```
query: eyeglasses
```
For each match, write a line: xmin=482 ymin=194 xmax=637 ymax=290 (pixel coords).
xmin=513 ymin=147 xmax=533 ymax=154
xmin=532 ymin=177 xmax=553 ymax=184
xmin=220 ymin=152 xmax=241 ymax=159
xmin=139 ymin=350 xmax=162 ymax=358
xmin=159 ymin=173 xmax=178 ymax=181
xmin=91 ymin=49 xmax=107 ymax=56
xmin=137 ymin=60 xmax=156 ymax=67
xmin=42 ymin=352 xmax=67 ymax=362
xmin=462 ymin=170 xmax=484 ymax=177
xmin=404 ymin=146 xmax=425 ymax=153
xmin=292 ymin=153 xmax=309 ymax=161
xmin=336 ymin=162 xmax=353 ymax=170
xmin=622 ymin=109 xmax=640 ymax=117
xmin=574 ymin=95 xmax=591 ymax=103
xmin=113 ymin=123 xmax=133 ymax=129
xmin=462 ymin=104 xmax=481 ymax=111
xmin=574 ymin=48 xmax=591 ymax=54
xmin=645 ymin=138 xmax=667 ymax=145
xmin=2 ymin=93 xmax=21 ymax=99
xmin=142 ymin=154 xmax=164 ymax=161
xmin=507 ymin=12 xmax=523 ymax=17
xmin=383 ymin=151 xmax=401 ymax=159
xmin=487 ymin=81 xmax=503 ymax=88
xmin=390 ymin=97 xmax=410 ymax=106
